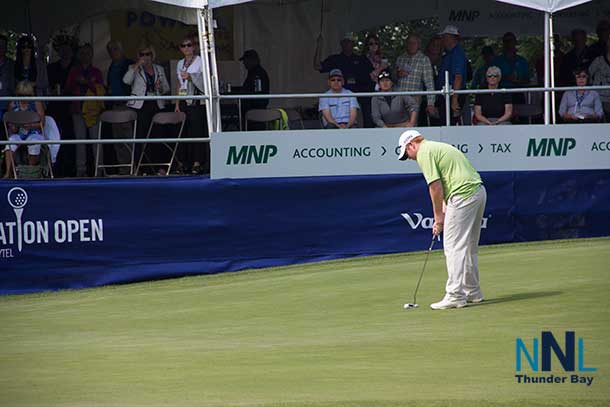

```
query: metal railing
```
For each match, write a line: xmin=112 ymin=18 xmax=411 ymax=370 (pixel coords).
xmin=2 ymin=79 xmax=610 ymax=148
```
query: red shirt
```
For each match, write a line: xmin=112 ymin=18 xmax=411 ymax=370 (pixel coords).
xmin=65 ymin=64 xmax=104 ymax=114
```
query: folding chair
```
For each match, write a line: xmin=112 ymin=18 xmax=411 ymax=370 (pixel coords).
xmin=136 ymin=111 xmax=186 ymax=176
xmin=95 ymin=109 xmax=138 ymax=177
xmin=245 ymin=109 xmax=282 ymax=131
xmin=284 ymin=108 xmax=305 ymax=129
xmin=3 ymin=110 xmax=53 ymax=179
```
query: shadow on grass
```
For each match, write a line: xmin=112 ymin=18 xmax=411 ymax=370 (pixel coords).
xmin=472 ymin=290 xmax=562 ymax=306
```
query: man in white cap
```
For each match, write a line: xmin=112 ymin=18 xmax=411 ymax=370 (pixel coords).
xmin=398 ymin=129 xmax=487 ymax=309
xmin=435 ymin=25 xmax=468 ymax=125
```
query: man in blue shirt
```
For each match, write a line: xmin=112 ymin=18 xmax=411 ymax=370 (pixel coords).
xmin=492 ymin=32 xmax=529 ymax=103
xmin=314 ymin=35 xmax=374 ymax=127
xmin=318 ymin=69 xmax=359 ymax=128
xmin=433 ymin=25 xmax=467 ymax=126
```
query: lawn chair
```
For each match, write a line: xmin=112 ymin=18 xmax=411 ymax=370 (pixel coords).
xmin=136 ymin=112 xmax=186 ymax=176
xmin=95 ymin=109 xmax=138 ymax=177
xmin=3 ymin=110 xmax=53 ymax=179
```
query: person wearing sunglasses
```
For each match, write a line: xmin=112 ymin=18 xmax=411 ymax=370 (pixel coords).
xmin=473 ymin=66 xmax=513 ymax=126
xmin=559 ymin=67 xmax=603 ymax=123
xmin=14 ymin=35 xmax=48 ymax=95
xmin=123 ymin=43 xmax=171 ymax=175
xmin=371 ymin=70 xmax=418 ymax=128
xmin=319 ymin=69 xmax=359 ymax=129
xmin=365 ymin=35 xmax=389 ymax=86
xmin=175 ymin=34 xmax=207 ymax=175
xmin=0 ymin=34 xmax=14 ymax=132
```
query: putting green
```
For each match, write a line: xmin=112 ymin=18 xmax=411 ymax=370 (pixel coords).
xmin=1 ymin=237 xmax=609 ymax=407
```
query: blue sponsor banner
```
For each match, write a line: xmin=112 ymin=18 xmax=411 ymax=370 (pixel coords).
xmin=1 ymin=170 xmax=609 ymax=295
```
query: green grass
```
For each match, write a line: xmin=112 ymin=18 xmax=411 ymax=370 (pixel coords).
xmin=1 ymin=237 xmax=609 ymax=407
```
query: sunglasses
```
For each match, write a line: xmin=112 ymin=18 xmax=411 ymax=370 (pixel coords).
xmin=180 ymin=43 xmax=193 ymax=48
xmin=140 ymin=51 xmax=152 ymax=57
xmin=330 ymin=78 xmax=343 ymax=82
xmin=368 ymin=42 xmax=378 ymax=46
xmin=487 ymin=74 xmax=500 ymax=78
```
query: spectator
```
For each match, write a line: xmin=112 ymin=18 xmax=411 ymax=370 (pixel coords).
xmin=123 ymin=43 xmax=171 ymax=175
xmin=425 ymin=36 xmax=443 ymax=83
xmin=14 ymin=35 xmax=48 ymax=95
xmin=395 ymin=34 xmax=436 ymax=120
xmin=239 ymin=49 xmax=270 ymax=127
xmin=0 ymin=34 xmax=15 ymax=126
xmin=319 ymin=69 xmax=359 ymax=129
xmin=493 ymin=32 xmax=529 ymax=103
xmin=175 ymin=34 xmax=207 ymax=174
xmin=435 ymin=25 xmax=467 ymax=125
xmin=47 ymin=37 xmax=76 ymax=177
xmin=371 ymin=70 xmax=418 ymax=128
xmin=561 ymin=29 xmax=593 ymax=85
xmin=559 ymin=67 xmax=603 ymax=123
xmin=105 ymin=40 xmax=133 ymax=175
xmin=365 ymin=35 xmax=389 ymax=87
xmin=474 ymin=66 xmax=513 ymax=126
xmin=65 ymin=43 xmax=104 ymax=177
xmin=314 ymin=35 xmax=374 ymax=127
xmin=3 ymin=81 xmax=45 ymax=178
xmin=588 ymin=19 xmax=610 ymax=60
xmin=106 ymin=41 xmax=132 ymax=101
xmin=471 ymin=46 xmax=495 ymax=90
xmin=588 ymin=41 xmax=610 ymax=122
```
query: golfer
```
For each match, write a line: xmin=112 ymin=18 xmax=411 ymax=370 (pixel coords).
xmin=398 ymin=129 xmax=486 ymax=309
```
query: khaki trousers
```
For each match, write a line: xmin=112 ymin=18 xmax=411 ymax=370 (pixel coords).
xmin=443 ymin=185 xmax=487 ymax=301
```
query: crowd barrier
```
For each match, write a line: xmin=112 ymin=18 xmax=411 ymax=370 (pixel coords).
xmin=1 ymin=169 xmax=609 ymax=294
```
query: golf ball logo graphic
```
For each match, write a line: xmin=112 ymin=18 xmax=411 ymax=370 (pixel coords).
xmin=8 ymin=187 xmax=28 ymax=209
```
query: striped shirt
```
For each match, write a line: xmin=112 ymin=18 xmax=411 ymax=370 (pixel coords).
xmin=394 ymin=51 xmax=436 ymax=105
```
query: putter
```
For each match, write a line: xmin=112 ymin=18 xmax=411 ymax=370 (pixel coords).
xmin=403 ymin=236 xmax=436 ymax=310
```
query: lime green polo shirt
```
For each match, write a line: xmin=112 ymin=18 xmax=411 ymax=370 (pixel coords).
xmin=416 ymin=140 xmax=482 ymax=201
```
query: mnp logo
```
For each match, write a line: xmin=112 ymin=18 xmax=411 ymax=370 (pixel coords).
xmin=527 ymin=138 xmax=576 ymax=157
xmin=1 ymin=187 xmax=104 ymax=259
xmin=226 ymin=145 xmax=278 ymax=165
xmin=515 ymin=331 xmax=596 ymax=386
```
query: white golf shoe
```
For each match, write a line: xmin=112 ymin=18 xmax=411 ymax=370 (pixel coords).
xmin=467 ymin=291 xmax=484 ymax=304
xmin=430 ymin=296 xmax=467 ymax=310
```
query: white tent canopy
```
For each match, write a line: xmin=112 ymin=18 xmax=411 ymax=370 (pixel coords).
xmin=497 ymin=0 xmax=593 ymax=13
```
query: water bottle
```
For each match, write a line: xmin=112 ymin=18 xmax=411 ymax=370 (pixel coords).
xmin=254 ymin=76 xmax=262 ymax=93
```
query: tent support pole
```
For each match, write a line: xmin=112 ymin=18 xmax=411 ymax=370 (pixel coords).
xmin=197 ymin=7 xmax=215 ymax=138
xmin=205 ymin=7 xmax=222 ymax=133
xmin=544 ymin=12 xmax=550 ymax=125
xmin=550 ymin=13 xmax=556 ymax=124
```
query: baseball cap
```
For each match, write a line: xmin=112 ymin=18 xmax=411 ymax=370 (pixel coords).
xmin=439 ymin=25 xmax=460 ymax=36
xmin=239 ymin=49 xmax=259 ymax=61
xmin=329 ymin=68 xmax=343 ymax=78
xmin=397 ymin=129 xmax=422 ymax=161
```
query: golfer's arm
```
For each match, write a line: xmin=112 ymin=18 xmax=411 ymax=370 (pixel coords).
xmin=428 ymin=180 xmax=445 ymax=223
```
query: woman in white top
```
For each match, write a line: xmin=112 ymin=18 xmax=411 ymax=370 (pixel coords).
xmin=123 ymin=43 xmax=170 ymax=174
xmin=175 ymin=34 xmax=207 ymax=174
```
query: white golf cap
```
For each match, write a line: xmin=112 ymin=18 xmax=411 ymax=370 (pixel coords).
xmin=397 ymin=129 xmax=422 ymax=161
xmin=439 ymin=25 xmax=460 ymax=36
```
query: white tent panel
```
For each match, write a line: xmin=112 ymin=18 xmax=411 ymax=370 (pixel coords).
xmin=209 ymin=0 xmax=253 ymax=8
xmin=152 ymin=0 xmax=208 ymax=7
xmin=496 ymin=0 xmax=593 ymax=13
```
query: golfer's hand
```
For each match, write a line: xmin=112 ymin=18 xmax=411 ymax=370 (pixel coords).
xmin=432 ymin=221 xmax=443 ymax=236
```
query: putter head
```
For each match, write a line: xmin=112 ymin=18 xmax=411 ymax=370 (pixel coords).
xmin=403 ymin=303 xmax=418 ymax=309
